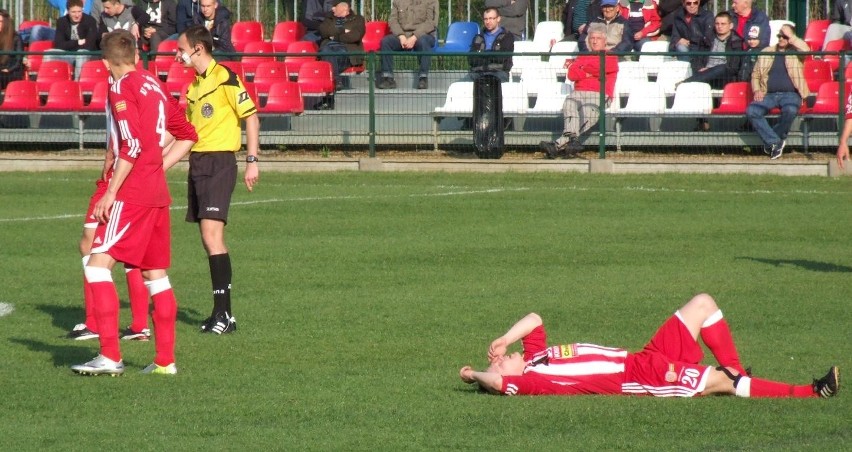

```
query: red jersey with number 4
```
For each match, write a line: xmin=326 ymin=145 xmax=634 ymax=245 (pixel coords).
xmin=109 ymin=70 xmax=171 ymax=207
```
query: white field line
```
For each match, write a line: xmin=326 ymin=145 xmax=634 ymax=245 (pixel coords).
xmin=0 ymin=302 xmax=14 ymax=318
xmin=0 ymin=185 xmax=845 ymax=224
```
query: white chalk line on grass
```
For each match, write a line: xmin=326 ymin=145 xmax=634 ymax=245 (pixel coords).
xmin=0 ymin=302 xmax=14 ymax=318
xmin=0 ymin=184 xmax=846 ymax=224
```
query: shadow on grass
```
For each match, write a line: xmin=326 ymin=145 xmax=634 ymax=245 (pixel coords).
xmin=9 ymin=337 xmax=98 ymax=367
xmin=35 ymin=302 xmax=208 ymax=332
xmin=737 ymin=257 xmax=852 ymax=273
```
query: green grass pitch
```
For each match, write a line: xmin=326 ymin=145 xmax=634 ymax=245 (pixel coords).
xmin=0 ymin=170 xmax=849 ymax=450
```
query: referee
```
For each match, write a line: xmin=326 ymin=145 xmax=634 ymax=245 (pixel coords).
xmin=177 ymin=25 xmax=259 ymax=334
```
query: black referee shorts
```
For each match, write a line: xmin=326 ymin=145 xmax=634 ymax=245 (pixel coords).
xmin=186 ymin=151 xmax=238 ymax=224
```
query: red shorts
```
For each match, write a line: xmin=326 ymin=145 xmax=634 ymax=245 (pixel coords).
xmin=623 ymin=315 xmax=711 ymax=397
xmin=91 ymin=200 xmax=171 ymax=270
xmin=84 ymin=179 xmax=109 ymax=229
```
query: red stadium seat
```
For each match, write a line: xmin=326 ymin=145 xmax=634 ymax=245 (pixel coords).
xmin=240 ymin=40 xmax=275 ymax=77
xmin=218 ymin=60 xmax=246 ymax=81
xmin=242 ymin=81 xmax=260 ymax=106
xmin=804 ymin=19 xmax=830 ymax=52
xmin=271 ymin=21 xmax=306 ymax=52
xmin=802 ymin=58 xmax=833 ymax=93
xmin=25 ymin=40 xmax=54 ymax=78
xmin=231 ymin=21 xmax=264 ymax=52
xmin=20 ymin=20 xmax=50 ymax=30
xmin=263 ymin=81 xmax=304 ymax=114
xmin=251 ymin=61 xmax=290 ymax=97
xmin=165 ymin=62 xmax=196 ymax=96
xmin=0 ymin=80 xmax=40 ymax=110
xmin=821 ymin=39 xmax=847 ymax=73
xmin=81 ymin=81 xmax=109 ymax=113
xmin=77 ymin=60 xmax=110 ymax=94
xmin=712 ymin=82 xmax=752 ymax=115
xmin=803 ymin=81 xmax=843 ymax=114
xmin=284 ymin=40 xmax=318 ymax=76
xmin=154 ymin=39 xmax=179 ymax=77
xmin=35 ymin=60 xmax=72 ymax=94
xmin=297 ymin=61 xmax=334 ymax=95
xmin=43 ymin=80 xmax=83 ymax=111
xmin=363 ymin=21 xmax=390 ymax=52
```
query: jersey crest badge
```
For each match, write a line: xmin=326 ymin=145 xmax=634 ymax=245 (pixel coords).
xmin=201 ymin=102 xmax=214 ymax=118
xmin=664 ymin=363 xmax=677 ymax=383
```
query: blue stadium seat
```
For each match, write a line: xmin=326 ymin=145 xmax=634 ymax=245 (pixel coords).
xmin=435 ymin=21 xmax=479 ymax=53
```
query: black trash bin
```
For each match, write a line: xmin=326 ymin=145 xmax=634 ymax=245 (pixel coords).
xmin=472 ymin=75 xmax=504 ymax=159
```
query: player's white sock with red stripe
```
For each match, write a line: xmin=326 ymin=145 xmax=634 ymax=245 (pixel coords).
xmin=85 ymin=266 xmax=121 ymax=362
xmin=82 ymin=256 xmax=98 ymax=333
xmin=734 ymin=376 xmax=817 ymax=398
xmin=700 ymin=310 xmax=746 ymax=375
xmin=125 ymin=267 xmax=149 ymax=332
xmin=147 ymin=277 xmax=177 ymax=366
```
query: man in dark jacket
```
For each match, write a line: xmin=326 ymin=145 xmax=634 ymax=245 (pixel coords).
xmin=302 ymin=0 xmax=335 ymax=44
xmin=484 ymin=0 xmax=528 ymax=40
xmin=141 ymin=0 xmax=177 ymax=53
xmin=176 ymin=0 xmax=198 ymax=34
xmin=469 ymin=7 xmax=514 ymax=82
xmin=682 ymin=11 xmax=742 ymax=87
xmin=658 ymin=0 xmax=708 ymax=37
xmin=318 ymin=0 xmax=365 ymax=91
xmin=48 ymin=0 xmax=100 ymax=78
xmin=728 ymin=0 xmax=769 ymax=49
xmin=669 ymin=0 xmax=713 ymax=61
xmin=562 ymin=0 xmax=600 ymax=45
xmin=191 ymin=0 xmax=234 ymax=58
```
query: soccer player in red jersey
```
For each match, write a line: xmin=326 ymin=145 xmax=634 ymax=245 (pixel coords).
xmin=836 ymin=92 xmax=852 ymax=169
xmin=71 ymin=95 xmax=197 ymax=342
xmin=71 ymin=29 xmax=182 ymax=376
xmin=460 ymin=293 xmax=839 ymax=398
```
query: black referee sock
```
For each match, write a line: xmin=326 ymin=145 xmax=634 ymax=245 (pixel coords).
xmin=208 ymin=253 xmax=232 ymax=317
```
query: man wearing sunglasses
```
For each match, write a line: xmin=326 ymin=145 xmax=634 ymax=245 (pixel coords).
xmin=668 ymin=0 xmax=713 ymax=61
xmin=728 ymin=0 xmax=769 ymax=49
xmin=746 ymin=23 xmax=809 ymax=160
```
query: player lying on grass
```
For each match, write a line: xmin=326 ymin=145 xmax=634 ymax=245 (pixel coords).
xmin=459 ymin=293 xmax=839 ymax=398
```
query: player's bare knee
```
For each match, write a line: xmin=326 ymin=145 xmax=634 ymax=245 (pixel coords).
xmin=689 ymin=293 xmax=719 ymax=314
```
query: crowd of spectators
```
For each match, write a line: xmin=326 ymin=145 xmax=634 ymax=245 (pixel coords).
xmin=0 ymin=0 xmax=844 ymax=159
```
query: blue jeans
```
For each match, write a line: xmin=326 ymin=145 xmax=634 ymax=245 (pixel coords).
xmin=379 ymin=34 xmax=436 ymax=78
xmin=746 ymin=91 xmax=802 ymax=146
xmin=320 ymin=41 xmax=351 ymax=80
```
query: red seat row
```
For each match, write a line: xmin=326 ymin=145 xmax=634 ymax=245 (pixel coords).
xmin=712 ymin=80 xmax=844 ymax=115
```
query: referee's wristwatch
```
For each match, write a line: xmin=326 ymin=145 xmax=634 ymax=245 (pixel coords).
xmin=246 ymin=155 xmax=259 ymax=163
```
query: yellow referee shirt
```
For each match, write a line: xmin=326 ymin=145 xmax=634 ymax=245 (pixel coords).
xmin=186 ymin=60 xmax=257 ymax=152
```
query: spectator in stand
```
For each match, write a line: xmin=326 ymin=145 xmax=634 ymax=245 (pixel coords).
xmin=657 ymin=0 xmax=707 ymax=37
xmin=669 ymin=0 xmax=713 ymax=61
xmin=21 ymin=0 xmax=95 ymax=44
xmin=99 ymin=0 xmax=150 ymax=49
xmin=832 ymin=0 xmax=852 ymax=25
xmin=176 ymin=0 xmax=198 ymax=34
xmin=681 ymin=11 xmax=742 ymax=132
xmin=468 ymin=7 xmax=515 ymax=82
xmin=539 ymin=23 xmax=618 ymax=159
xmin=46 ymin=0 xmax=100 ymax=79
xmin=376 ymin=0 xmax=438 ymax=90
xmin=0 ymin=9 xmax=24 ymax=90
xmin=562 ymin=0 xmax=600 ymax=45
xmin=737 ymin=25 xmax=762 ymax=82
xmin=92 ymin=0 xmax=133 ymax=27
xmin=583 ymin=0 xmax=633 ymax=53
xmin=301 ymin=0 xmax=334 ymax=45
xmin=746 ymin=24 xmax=809 ymax=160
xmin=682 ymin=11 xmax=742 ymax=88
xmin=619 ymin=0 xmax=660 ymax=52
xmin=729 ymin=0 xmax=769 ymax=49
xmin=191 ymin=0 xmax=234 ymax=58
xmin=141 ymin=0 xmax=177 ymax=53
xmin=317 ymin=0 xmax=365 ymax=106
xmin=484 ymin=0 xmax=529 ymax=40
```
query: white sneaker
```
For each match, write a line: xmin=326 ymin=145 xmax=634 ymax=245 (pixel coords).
xmin=141 ymin=362 xmax=177 ymax=375
xmin=71 ymin=354 xmax=124 ymax=376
